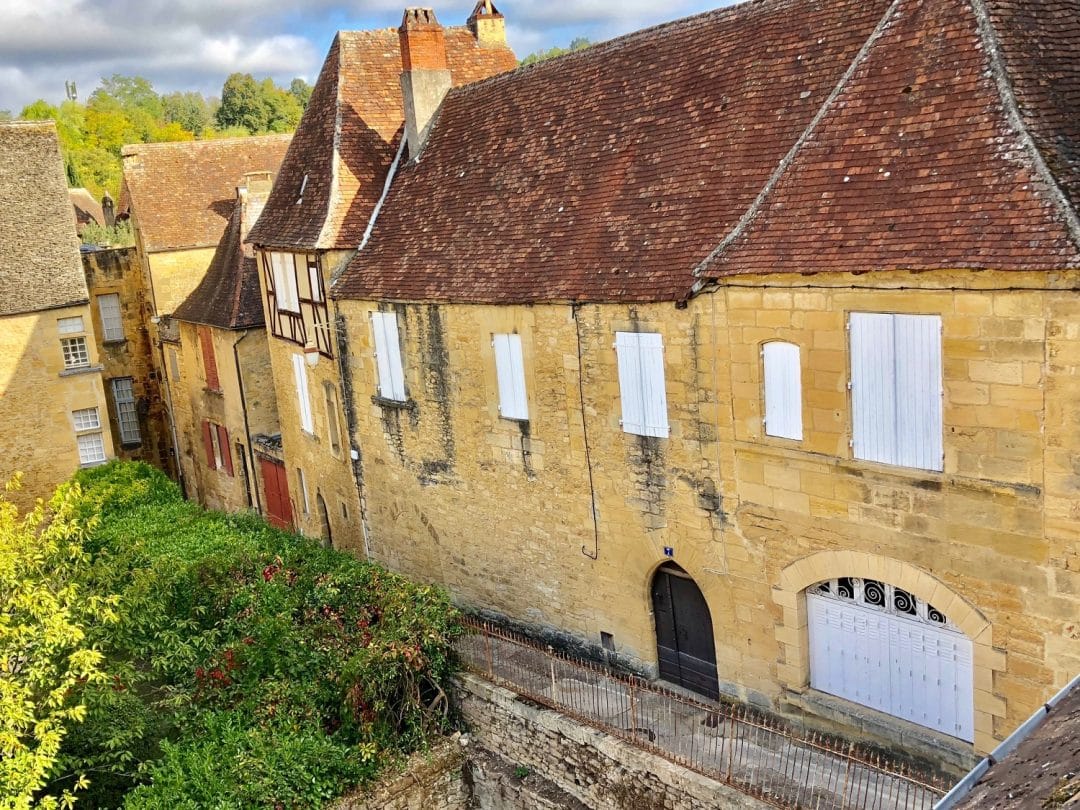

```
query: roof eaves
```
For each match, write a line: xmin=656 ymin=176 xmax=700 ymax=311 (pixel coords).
xmin=692 ymin=0 xmax=906 ymax=280
xmin=967 ymin=0 xmax=1080 ymax=252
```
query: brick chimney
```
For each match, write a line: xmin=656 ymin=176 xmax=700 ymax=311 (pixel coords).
xmin=238 ymin=171 xmax=273 ymax=240
xmin=399 ymin=8 xmax=452 ymax=158
xmin=467 ymin=0 xmax=506 ymax=47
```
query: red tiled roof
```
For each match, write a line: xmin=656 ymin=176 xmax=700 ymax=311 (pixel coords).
xmin=698 ymin=0 xmax=1080 ymax=278
xmin=173 ymin=203 xmax=264 ymax=330
xmin=247 ymin=24 xmax=516 ymax=251
xmin=334 ymin=0 xmax=894 ymax=303
xmin=121 ymin=135 xmax=291 ymax=252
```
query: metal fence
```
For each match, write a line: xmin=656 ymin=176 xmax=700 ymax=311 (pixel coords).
xmin=455 ymin=619 xmax=948 ymax=810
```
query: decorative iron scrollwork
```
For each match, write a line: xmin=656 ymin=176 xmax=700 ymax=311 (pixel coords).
xmin=807 ymin=577 xmax=960 ymax=632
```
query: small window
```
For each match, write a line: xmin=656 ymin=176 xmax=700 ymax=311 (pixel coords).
xmin=98 ymin=294 xmax=124 ymax=341
xmin=371 ymin=311 xmax=406 ymax=402
xmin=111 ymin=378 xmax=141 ymax=444
xmin=61 ymin=336 xmax=89 ymax=369
xmin=72 ymin=407 xmax=101 ymax=431
xmin=271 ymin=253 xmax=300 ymax=313
xmin=762 ymin=342 xmax=803 ymax=441
xmin=297 ymin=468 xmax=309 ymax=514
xmin=198 ymin=327 xmax=220 ymax=392
xmin=57 ymin=315 xmax=85 ymax=335
xmin=167 ymin=347 xmax=180 ymax=381
xmin=850 ymin=312 xmax=942 ymax=471
xmin=324 ymin=382 xmax=342 ymax=456
xmin=341 ymin=501 xmax=348 ymax=520
xmin=308 ymin=258 xmax=323 ymax=303
xmin=493 ymin=333 xmax=528 ymax=420
xmin=292 ymin=354 xmax=314 ymax=433
xmin=72 ymin=407 xmax=105 ymax=466
xmin=216 ymin=424 xmax=233 ymax=476
xmin=615 ymin=331 xmax=669 ymax=438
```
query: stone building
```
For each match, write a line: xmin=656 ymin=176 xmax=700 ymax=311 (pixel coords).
xmin=171 ymin=175 xmax=280 ymax=517
xmin=120 ymin=135 xmax=291 ymax=496
xmin=245 ymin=1 xmax=516 ymax=547
xmin=328 ymin=0 xmax=1080 ymax=767
xmin=0 ymin=121 xmax=115 ymax=506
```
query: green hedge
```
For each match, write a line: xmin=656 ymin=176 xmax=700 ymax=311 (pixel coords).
xmin=53 ymin=462 xmax=460 ymax=808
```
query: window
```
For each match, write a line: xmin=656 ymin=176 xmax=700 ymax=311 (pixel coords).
xmin=324 ymin=383 xmax=342 ymax=456
xmin=308 ymin=261 xmax=323 ymax=303
xmin=58 ymin=316 xmax=84 ymax=334
xmin=72 ymin=407 xmax=106 ymax=466
xmin=762 ymin=342 xmax=803 ymax=441
xmin=615 ymin=331 xmax=669 ymax=438
xmin=97 ymin=294 xmax=124 ymax=341
xmin=371 ymin=311 xmax=406 ymax=402
xmin=198 ymin=326 xmax=220 ymax=392
xmin=111 ymin=378 xmax=141 ymax=444
xmin=270 ymin=252 xmax=300 ymax=313
xmin=61 ymin=336 xmax=89 ymax=369
xmin=493 ymin=333 xmax=528 ymax=420
xmin=200 ymin=420 xmax=233 ymax=475
xmin=850 ymin=312 xmax=942 ymax=471
xmin=292 ymin=354 xmax=314 ymax=433
xmin=297 ymin=468 xmax=309 ymax=514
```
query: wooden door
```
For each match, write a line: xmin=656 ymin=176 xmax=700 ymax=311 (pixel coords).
xmin=651 ymin=563 xmax=719 ymax=700
xmin=259 ymin=457 xmax=293 ymax=530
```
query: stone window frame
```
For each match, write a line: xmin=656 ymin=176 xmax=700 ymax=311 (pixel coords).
xmin=772 ymin=550 xmax=1006 ymax=754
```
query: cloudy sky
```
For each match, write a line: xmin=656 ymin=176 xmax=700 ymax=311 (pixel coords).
xmin=0 ymin=0 xmax=734 ymax=114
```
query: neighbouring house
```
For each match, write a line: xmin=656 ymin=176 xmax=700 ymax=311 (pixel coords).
xmin=120 ymin=135 xmax=291 ymax=495
xmin=68 ymin=187 xmax=104 ymax=237
xmin=0 ymin=121 xmax=115 ymax=506
xmin=245 ymin=1 xmax=516 ymax=547
xmin=171 ymin=174 xmax=281 ymax=517
xmin=330 ymin=0 xmax=1080 ymax=770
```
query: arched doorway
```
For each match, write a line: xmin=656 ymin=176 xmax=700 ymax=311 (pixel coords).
xmin=651 ymin=562 xmax=719 ymax=700
xmin=316 ymin=493 xmax=333 ymax=549
xmin=807 ymin=577 xmax=974 ymax=741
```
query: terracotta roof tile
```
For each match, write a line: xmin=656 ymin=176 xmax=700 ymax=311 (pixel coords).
xmin=121 ymin=135 xmax=291 ymax=252
xmin=173 ymin=203 xmax=264 ymax=330
xmin=334 ymin=0 xmax=894 ymax=304
xmin=698 ymin=0 xmax=1080 ymax=278
xmin=247 ymin=24 xmax=516 ymax=251
xmin=0 ymin=121 xmax=89 ymax=316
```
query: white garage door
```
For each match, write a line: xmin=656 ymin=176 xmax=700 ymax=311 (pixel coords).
xmin=807 ymin=577 xmax=974 ymax=742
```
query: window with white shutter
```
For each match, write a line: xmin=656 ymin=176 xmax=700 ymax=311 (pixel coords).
xmin=850 ymin=313 xmax=942 ymax=471
xmin=371 ymin=311 xmax=406 ymax=402
xmin=762 ymin=341 xmax=803 ymax=441
xmin=271 ymin=253 xmax=300 ymax=313
xmin=292 ymin=353 xmax=314 ymax=434
xmin=493 ymin=333 xmax=528 ymax=420
xmin=98 ymin=294 xmax=124 ymax=341
xmin=615 ymin=331 xmax=669 ymax=438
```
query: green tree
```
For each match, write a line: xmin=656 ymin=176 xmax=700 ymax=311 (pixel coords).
xmin=0 ymin=477 xmax=118 ymax=809
xmin=161 ymin=91 xmax=213 ymax=136
xmin=91 ymin=75 xmax=163 ymax=121
xmin=215 ymin=73 xmax=268 ymax=133
xmin=520 ymin=37 xmax=592 ymax=66
xmin=288 ymin=78 xmax=312 ymax=111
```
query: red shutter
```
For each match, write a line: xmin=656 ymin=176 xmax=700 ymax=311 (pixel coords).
xmin=199 ymin=327 xmax=220 ymax=391
xmin=217 ymin=425 xmax=234 ymax=476
xmin=201 ymin=420 xmax=216 ymax=468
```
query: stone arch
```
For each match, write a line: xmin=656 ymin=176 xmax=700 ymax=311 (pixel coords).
xmin=772 ymin=550 xmax=1006 ymax=754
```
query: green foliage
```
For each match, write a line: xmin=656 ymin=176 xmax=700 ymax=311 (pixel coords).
xmin=216 ymin=73 xmax=303 ymax=134
xmin=520 ymin=37 xmax=593 ymax=66
xmin=161 ymin=92 xmax=216 ymax=136
xmin=289 ymin=78 xmax=313 ymax=111
xmin=51 ymin=462 xmax=461 ymax=808
xmin=0 ymin=476 xmax=118 ymax=809
xmin=80 ymin=220 xmax=135 ymax=248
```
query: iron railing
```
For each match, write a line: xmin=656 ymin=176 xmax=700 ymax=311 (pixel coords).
xmin=455 ymin=619 xmax=948 ymax=810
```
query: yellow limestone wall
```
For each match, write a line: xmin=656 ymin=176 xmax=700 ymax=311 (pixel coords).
xmin=337 ymin=269 xmax=1080 ymax=756
xmin=0 ymin=304 xmax=115 ymax=509
xmin=146 ymin=248 xmax=218 ymax=315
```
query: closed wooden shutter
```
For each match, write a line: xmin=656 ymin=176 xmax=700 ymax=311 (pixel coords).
xmin=616 ymin=332 xmax=669 ymax=438
xmin=292 ymin=353 xmax=314 ymax=433
xmin=615 ymin=332 xmax=645 ymax=435
xmin=201 ymin=420 xmax=216 ymax=468
xmin=493 ymin=333 xmax=528 ymax=420
xmin=199 ymin=327 xmax=220 ymax=391
xmin=372 ymin=312 xmax=406 ymax=401
xmin=763 ymin=341 xmax=803 ymax=440
xmin=216 ymin=425 xmax=233 ymax=476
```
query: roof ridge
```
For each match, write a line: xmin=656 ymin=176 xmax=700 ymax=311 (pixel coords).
xmin=691 ymin=0 xmax=906 ymax=285
xmin=121 ymin=133 xmax=292 ymax=156
xmin=966 ymin=0 xmax=1080 ymax=251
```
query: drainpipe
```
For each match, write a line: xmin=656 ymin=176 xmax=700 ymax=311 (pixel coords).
xmin=232 ymin=330 xmax=262 ymax=514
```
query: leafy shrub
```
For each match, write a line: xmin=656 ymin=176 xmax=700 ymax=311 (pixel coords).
xmin=51 ymin=462 xmax=461 ymax=808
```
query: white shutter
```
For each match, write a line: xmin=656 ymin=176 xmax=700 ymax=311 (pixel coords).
xmin=850 ymin=313 xmax=898 ymax=465
xmin=763 ymin=341 xmax=803 ymax=440
xmin=292 ymin=353 xmax=314 ymax=433
xmin=615 ymin=332 xmax=669 ymax=438
xmin=372 ymin=312 xmax=406 ymax=401
xmin=493 ymin=334 xmax=528 ymax=420
xmin=894 ymin=314 xmax=943 ymax=471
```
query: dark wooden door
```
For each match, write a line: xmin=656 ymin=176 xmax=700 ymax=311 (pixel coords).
xmin=651 ymin=563 xmax=719 ymax=700
xmin=259 ymin=457 xmax=293 ymax=530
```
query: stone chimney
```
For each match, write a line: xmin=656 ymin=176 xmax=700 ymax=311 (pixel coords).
xmin=467 ymin=0 xmax=506 ymax=47
xmin=238 ymin=171 xmax=273 ymax=240
xmin=101 ymin=191 xmax=115 ymax=228
xmin=399 ymin=8 xmax=452 ymax=158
